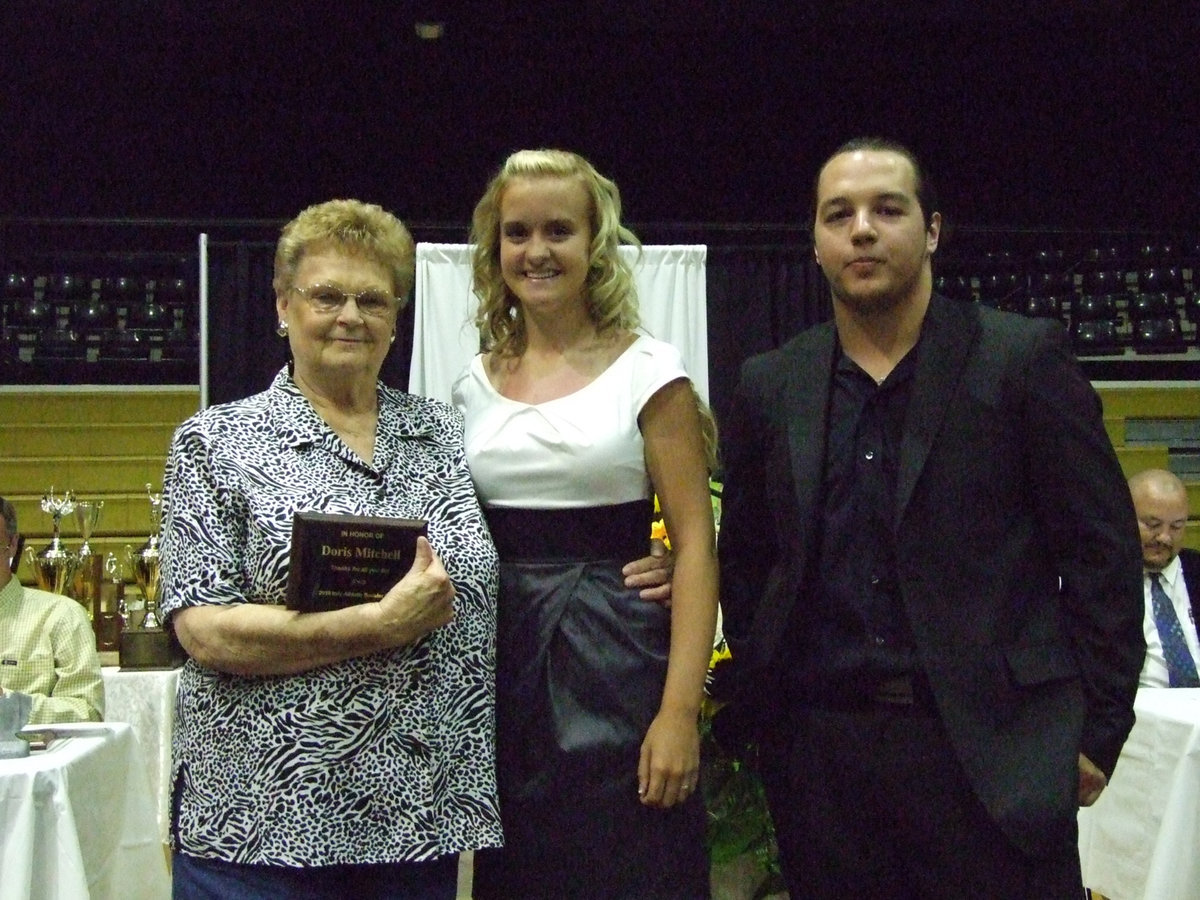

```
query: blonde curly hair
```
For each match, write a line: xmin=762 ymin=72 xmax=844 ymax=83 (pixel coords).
xmin=470 ymin=149 xmax=641 ymax=357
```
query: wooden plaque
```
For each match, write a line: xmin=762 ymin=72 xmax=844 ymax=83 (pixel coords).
xmin=286 ymin=511 xmax=427 ymax=613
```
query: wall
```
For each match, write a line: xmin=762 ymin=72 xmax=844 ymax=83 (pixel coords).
xmin=1 ymin=387 xmax=199 ymax=585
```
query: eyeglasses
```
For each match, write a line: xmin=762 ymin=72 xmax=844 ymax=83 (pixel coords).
xmin=292 ymin=283 xmax=397 ymax=318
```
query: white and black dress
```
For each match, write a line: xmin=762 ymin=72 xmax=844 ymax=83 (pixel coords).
xmin=453 ymin=335 xmax=709 ymax=899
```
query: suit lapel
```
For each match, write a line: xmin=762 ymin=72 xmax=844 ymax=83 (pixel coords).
xmin=748 ymin=324 xmax=836 ymax=663
xmin=1180 ymin=550 xmax=1200 ymax=624
xmin=788 ymin=323 xmax=836 ymax=526
xmin=894 ymin=296 xmax=978 ymax=527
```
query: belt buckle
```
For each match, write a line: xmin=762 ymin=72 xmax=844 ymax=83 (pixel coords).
xmin=873 ymin=675 xmax=916 ymax=705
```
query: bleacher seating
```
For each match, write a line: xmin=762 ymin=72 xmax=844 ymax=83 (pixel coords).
xmin=933 ymin=238 xmax=1199 ymax=361
xmin=1 ymin=219 xmax=202 ymax=387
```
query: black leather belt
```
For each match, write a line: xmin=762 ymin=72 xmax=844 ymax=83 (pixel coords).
xmin=796 ymin=671 xmax=938 ymax=714
xmin=872 ymin=672 xmax=937 ymax=712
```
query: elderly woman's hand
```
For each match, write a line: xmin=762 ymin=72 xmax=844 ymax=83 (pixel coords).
xmin=174 ymin=537 xmax=456 ymax=677
xmin=376 ymin=536 xmax=456 ymax=644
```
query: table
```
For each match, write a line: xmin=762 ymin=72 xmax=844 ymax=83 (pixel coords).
xmin=1079 ymin=688 xmax=1200 ymax=900
xmin=101 ymin=666 xmax=180 ymax=844
xmin=0 ymin=722 xmax=170 ymax=900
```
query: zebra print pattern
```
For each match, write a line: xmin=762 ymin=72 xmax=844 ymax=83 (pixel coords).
xmin=159 ymin=367 xmax=501 ymax=866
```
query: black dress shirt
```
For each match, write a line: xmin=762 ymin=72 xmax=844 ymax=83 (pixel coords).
xmin=794 ymin=340 xmax=920 ymax=700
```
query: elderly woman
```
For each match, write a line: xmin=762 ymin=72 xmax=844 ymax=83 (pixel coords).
xmin=159 ymin=199 xmax=500 ymax=900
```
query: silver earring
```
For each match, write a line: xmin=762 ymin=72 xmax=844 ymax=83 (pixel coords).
xmin=276 ymin=321 xmax=288 ymax=337
xmin=390 ymin=332 xmax=396 ymax=344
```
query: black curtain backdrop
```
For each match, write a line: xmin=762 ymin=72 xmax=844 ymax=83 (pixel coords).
xmin=3 ymin=217 xmax=1191 ymax=404
xmin=706 ymin=245 xmax=829 ymax=429
xmin=205 ymin=241 xmax=281 ymax=405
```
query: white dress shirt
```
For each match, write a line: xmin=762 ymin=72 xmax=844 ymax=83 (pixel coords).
xmin=1138 ymin=554 xmax=1200 ymax=688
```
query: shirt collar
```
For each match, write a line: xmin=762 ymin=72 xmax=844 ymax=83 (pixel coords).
xmin=1147 ymin=554 xmax=1183 ymax=588
xmin=0 ymin=575 xmax=23 ymax=609
xmin=265 ymin=366 xmax=441 ymax=451
xmin=834 ymin=334 xmax=922 ymax=390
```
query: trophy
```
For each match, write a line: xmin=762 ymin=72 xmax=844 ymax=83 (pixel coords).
xmin=120 ymin=484 xmax=182 ymax=669
xmin=93 ymin=553 xmax=124 ymax=652
xmin=117 ymin=546 xmax=142 ymax=630
xmin=23 ymin=488 xmax=78 ymax=597
xmin=124 ymin=484 xmax=162 ymax=629
xmin=72 ymin=499 xmax=105 ymax=621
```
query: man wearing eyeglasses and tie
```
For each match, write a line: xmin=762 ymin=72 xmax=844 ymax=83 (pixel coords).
xmin=1129 ymin=469 xmax=1200 ymax=688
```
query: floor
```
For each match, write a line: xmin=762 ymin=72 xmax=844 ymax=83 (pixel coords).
xmin=455 ymin=851 xmax=471 ymax=898
xmin=457 ymin=853 xmax=1104 ymax=899
xmin=455 ymin=851 xmax=789 ymax=899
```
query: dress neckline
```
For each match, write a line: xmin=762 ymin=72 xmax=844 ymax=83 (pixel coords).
xmin=477 ymin=334 xmax=647 ymax=408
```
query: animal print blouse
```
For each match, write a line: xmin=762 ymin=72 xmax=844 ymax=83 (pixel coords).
xmin=159 ymin=367 xmax=501 ymax=866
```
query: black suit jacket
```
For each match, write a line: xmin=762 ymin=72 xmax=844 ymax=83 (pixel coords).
xmin=718 ymin=294 xmax=1145 ymax=856
xmin=1176 ymin=546 xmax=1200 ymax=636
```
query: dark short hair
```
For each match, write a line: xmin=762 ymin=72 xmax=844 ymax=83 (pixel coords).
xmin=0 ymin=497 xmax=16 ymax=537
xmin=812 ymin=137 xmax=938 ymax=230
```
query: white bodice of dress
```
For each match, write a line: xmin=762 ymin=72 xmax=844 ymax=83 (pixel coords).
xmin=452 ymin=334 xmax=689 ymax=508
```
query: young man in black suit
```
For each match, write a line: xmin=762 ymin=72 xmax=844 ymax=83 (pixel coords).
xmin=1129 ymin=468 xmax=1200 ymax=687
xmin=717 ymin=137 xmax=1145 ymax=898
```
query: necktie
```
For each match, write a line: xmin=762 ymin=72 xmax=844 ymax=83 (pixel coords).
xmin=1149 ymin=573 xmax=1200 ymax=688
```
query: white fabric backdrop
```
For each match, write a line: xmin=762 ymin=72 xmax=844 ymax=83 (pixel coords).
xmin=409 ymin=243 xmax=709 ymax=404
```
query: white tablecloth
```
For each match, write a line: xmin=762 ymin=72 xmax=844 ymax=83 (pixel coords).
xmin=101 ymin=666 xmax=179 ymax=844
xmin=0 ymin=722 xmax=170 ymax=900
xmin=1079 ymin=687 xmax=1200 ymax=900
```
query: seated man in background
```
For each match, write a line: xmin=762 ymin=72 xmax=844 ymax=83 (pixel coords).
xmin=0 ymin=496 xmax=104 ymax=722
xmin=1130 ymin=469 xmax=1200 ymax=687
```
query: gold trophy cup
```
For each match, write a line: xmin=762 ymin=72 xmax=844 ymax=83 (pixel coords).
xmin=24 ymin=489 xmax=79 ymax=598
xmin=124 ymin=484 xmax=162 ymax=630
xmin=72 ymin=499 xmax=104 ymax=622
xmin=119 ymin=484 xmax=181 ymax=668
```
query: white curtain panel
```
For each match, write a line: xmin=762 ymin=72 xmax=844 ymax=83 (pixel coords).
xmin=410 ymin=243 xmax=479 ymax=404
xmin=409 ymin=243 xmax=709 ymax=404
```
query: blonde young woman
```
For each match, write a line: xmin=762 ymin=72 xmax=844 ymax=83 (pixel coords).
xmin=452 ymin=150 xmax=718 ymax=899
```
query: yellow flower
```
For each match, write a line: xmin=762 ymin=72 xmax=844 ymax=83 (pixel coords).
xmin=650 ymin=517 xmax=671 ymax=550
xmin=709 ymin=642 xmax=732 ymax=670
